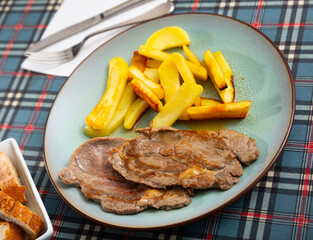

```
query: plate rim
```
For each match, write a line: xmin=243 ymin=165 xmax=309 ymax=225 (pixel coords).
xmin=43 ymin=12 xmax=296 ymax=231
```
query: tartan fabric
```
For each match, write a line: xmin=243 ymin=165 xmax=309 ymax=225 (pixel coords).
xmin=0 ymin=0 xmax=312 ymax=239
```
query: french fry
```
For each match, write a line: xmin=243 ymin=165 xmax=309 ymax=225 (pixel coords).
xmin=144 ymin=68 xmax=160 ymax=83
xmin=124 ymin=98 xmax=149 ymax=130
xmin=85 ymin=57 xmax=128 ymax=130
xmin=129 ymin=66 xmax=164 ymax=99
xmin=130 ymin=78 xmax=163 ymax=112
xmin=138 ymin=45 xmax=207 ymax=81
xmin=178 ymin=97 xmax=222 ymax=121
xmin=204 ymin=49 xmax=228 ymax=90
xmin=171 ymin=52 xmax=201 ymax=106
xmin=145 ymin=26 xmax=191 ymax=50
xmin=186 ymin=101 xmax=251 ymax=120
xmin=84 ymin=83 xmax=137 ymax=137
xmin=183 ymin=45 xmax=201 ymax=65
xmin=159 ymin=56 xmax=181 ymax=102
xmin=150 ymin=82 xmax=203 ymax=128
xmin=130 ymin=51 xmax=147 ymax=72
xmin=146 ymin=59 xmax=161 ymax=68
xmin=178 ymin=110 xmax=190 ymax=120
xmin=201 ymin=98 xmax=222 ymax=106
xmin=138 ymin=45 xmax=170 ymax=62
xmin=172 ymin=52 xmax=195 ymax=84
xmin=186 ymin=61 xmax=207 ymax=81
xmin=213 ymin=51 xmax=235 ymax=103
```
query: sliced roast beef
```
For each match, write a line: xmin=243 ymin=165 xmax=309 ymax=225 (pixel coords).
xmin=218 ymin=130 xmax=259 ymax=165
xmin=108 ymin=127 xmax=245 ymax=190
xmin=58 ymin=137 xmax=191 ymax=214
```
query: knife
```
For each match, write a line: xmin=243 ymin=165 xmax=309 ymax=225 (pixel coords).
xmin=26 ymin=0 xmax=153 ymax=52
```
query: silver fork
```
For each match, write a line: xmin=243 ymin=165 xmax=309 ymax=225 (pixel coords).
xmin=25 ymin=1 xmax=175 ymax=65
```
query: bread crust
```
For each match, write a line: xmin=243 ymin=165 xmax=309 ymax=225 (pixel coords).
xmin=0 ymin=152 xmax=27 ymax=204
xmin=0 ymin=191 xmax=43 ymax=239
xmin=0 ymin=221 xmax=25 ymax=240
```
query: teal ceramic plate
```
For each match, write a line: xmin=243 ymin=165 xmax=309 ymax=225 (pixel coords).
xmin=44 ymin=13 xmax=295 ymax=230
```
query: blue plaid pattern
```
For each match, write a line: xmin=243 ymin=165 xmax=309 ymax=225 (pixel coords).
xmin=0 ymin=0 xmax=313 ymax=239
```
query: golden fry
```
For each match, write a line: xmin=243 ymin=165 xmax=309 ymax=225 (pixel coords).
xmin=130 ymin=51 xmax=147 ymax=72
xmin=144 ymin=68 xmax=160 ymax=83
xmin=213 ymin=51 xmax=235 ymax=103
xmin=130 ymin=78 xmax=163 ymax=112
xmin=145 ymin=59 xmax=161 ymax=68
xmin=159 ymin=56 xmax=181 ymax=103
xmin=183 ymin=45 xmax=201 ymax=65
xmin=138 ymin=45 xmax=170 ymax=61
xmin=201 ymin=98 xmax=222 ymax=106
xmin=84 ymin=83 xmax=137 ymax=137
xmin=129 ymin=66 xmax=164 ymax=99
xmin=204 ymin=49 xmax=228 ymax=90
xmin=145 ymin=26 xmax=190 ymax=50
xmin=85 ymin=57 xmax=128 ymax=130
xmin=150 ymin=82 xmax=203 ymax=128
xmin=124 ymin=98 xmax=149 ymax=130
xmin=186 ymin=101 xmax=251 ymax=120
xmin=171 ymin=52 xmax=201 ymax=106
xmin=139 ymin=45 xmax=207 ymax=81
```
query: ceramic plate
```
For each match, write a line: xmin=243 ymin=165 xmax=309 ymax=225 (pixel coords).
xmin=44 ymin=13 xmax=295 ymax=230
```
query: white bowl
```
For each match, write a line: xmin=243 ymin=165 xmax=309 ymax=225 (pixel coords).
xmin=0 ymin=138 xmax=53 ymax=239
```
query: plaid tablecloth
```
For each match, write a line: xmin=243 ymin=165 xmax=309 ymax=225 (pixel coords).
xmin=0 ymin=0 xmax=312 ymax=239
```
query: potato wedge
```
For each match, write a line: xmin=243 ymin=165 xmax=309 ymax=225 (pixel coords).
xmin=213 ymin=51 xmax=235 ymax=103
xmin=172 ymin=52 xmax=196 ymax=84
xmin=130 ymin=51 xmax=147 ymax=72
xmin=183 ymin=45 xmax=201 ymax=65
xmin=178 ymin=110 xmax=190 ymax=120
xmin=84 ymin=83 xmax=137 ymax=137
xmin=129 ymin=66 xmax=164 ymax=99
xmin=186 ymin=101 xmax=251 ymax=120
xmin=130 ymin=78 xmax=163 ymax=112
xmin=85 ymin=57 xmax=128 ymax=130
xmin=159 ymin=56 xmax=181 ymax=102
xmin=144 ymin=67 xmax=160 ymax=83
xmin=178 ymin=97 xmax=222 ymax=120
xmin=171 ymin=52 xmax=201 ymax=106
xmin=186 ymin=61 xmax=207 ymax=81
xmin=178 ymin=96 xmax=222 ymax=121
xmin=150 ymin=82 xmax=203 ymax=128
xmin=139 ymin=45 xmax=207 ymax=81
xmin=201 ymin=98 xmax=222 ymax=106
xmin=145 ymin=26 xmax=191 ymax=50
xmin=124 ymin=98 xmax=149 ymax=130
xmin=138 ymin=45 xmax=170 ymax=61
xmin=204 ymin=49 xmax=228 ymax=90
xmin=146 ymin=59 xmax=161 ymax=68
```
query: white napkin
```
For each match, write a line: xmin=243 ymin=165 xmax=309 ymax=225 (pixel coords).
xmin=21 ymin=0 xmax=168 ymax=77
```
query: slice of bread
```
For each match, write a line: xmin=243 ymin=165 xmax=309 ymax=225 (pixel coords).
xmin=0 ymin=191 xmax=44 ymax=239
xmin=0 ymin=221 xmax=25 ymax=240
xmin=0 ymin=152 xmax=27 ymax=204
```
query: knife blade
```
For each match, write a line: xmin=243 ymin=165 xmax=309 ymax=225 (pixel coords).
xmin=25 ymin=0 xmax=150 ymax=52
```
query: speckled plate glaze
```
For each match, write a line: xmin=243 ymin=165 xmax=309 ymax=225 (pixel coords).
xmin=44 ymin=13 xmax=295 ymax=230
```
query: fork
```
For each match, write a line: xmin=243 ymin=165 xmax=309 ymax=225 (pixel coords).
xmin=24 ymin=1 xmax=175 ymax=65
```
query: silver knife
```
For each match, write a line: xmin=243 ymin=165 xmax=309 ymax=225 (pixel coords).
xmin=26 ymin=0 xmax=151 ymax=52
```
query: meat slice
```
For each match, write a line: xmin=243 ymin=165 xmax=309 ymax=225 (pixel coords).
xmin=108 ymin=127 xmax=245 ymax=190
xmin=58 ymin=137 xmax=191 ymax=214
xmin=218 ymin=130 xmax=259 ymax=166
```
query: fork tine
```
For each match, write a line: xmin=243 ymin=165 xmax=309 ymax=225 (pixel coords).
xmin=26 ymin=49 xmax=74 ymax=64
xmin=27 ymin=53 xmax=72 ymax=60
xmin=26 ymin=57 xmax=69 ymax=65
xmin=27 ymin=56 xmax=71 ymax=64
xmin=25 ymin=50 xmax=72 ymax=58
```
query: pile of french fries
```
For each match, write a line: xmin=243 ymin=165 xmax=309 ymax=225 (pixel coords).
xmin=84 ymin=26 xmax=251 ymax=138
